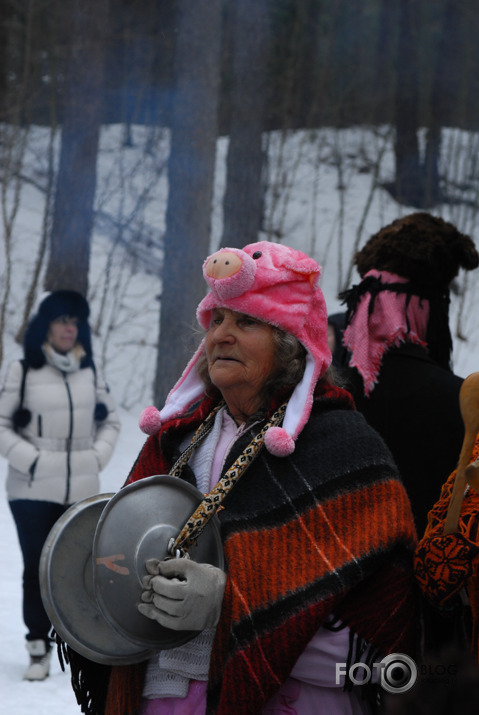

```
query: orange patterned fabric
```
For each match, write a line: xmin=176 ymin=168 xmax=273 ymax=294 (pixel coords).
xmin=414 ymin=436 xmax=479 ymax=659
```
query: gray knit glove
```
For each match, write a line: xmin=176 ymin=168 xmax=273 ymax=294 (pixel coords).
xmin=137 ymin=557 xmax=226 ymax=631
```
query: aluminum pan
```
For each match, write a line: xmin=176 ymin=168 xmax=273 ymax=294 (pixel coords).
xmin=92 ymin=475 xmax=224 ymax=650
xmin=39 ymin=493 xmax=154 ymax=665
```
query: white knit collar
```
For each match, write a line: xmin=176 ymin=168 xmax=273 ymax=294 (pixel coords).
xmin=42 ymin=343 xmax=81 ymax=373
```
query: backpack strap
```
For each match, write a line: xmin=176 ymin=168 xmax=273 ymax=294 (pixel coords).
xmin=19 ymin=359 xmax=28 ymax=407
xmin=12 ymin=359 xmax=32 ymax=431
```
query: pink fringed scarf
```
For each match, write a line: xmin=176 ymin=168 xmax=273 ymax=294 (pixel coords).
xmin=343 ymin=269 xmax=429 ymax=396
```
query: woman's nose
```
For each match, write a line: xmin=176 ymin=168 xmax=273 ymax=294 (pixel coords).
xmin=212 ymin=318 xmax=235 ymax=343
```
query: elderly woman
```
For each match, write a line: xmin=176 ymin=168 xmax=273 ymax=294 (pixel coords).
xmin=0 ymin=290 xmax=120 ymax=680
xmin=71 ymin=243 xmax=417 ymax=715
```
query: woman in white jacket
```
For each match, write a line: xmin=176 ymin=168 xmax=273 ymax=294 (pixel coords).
xmin=0 ymin=290 xmax=120 ymax=681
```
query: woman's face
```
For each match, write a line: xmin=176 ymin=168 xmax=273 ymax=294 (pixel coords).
xmin=48 ymin=315 xmax=79 ymax=354
xmin=205 ymin=308 xmax=277 ymax=417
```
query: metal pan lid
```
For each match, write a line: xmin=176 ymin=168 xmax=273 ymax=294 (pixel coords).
xmin=92 ymin=475 xmax=224 ymax=650
xmin=40 ymin=493 xmax=154 ymax=665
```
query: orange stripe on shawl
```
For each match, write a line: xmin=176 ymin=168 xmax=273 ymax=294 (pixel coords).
xmin=224 ymin=478 xmax=415 ymax=620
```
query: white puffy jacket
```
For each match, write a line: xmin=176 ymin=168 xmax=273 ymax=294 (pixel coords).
xmin=0 ymin=360 xmax=121 ymax=504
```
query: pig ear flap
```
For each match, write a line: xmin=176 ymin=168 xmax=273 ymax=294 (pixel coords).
xmin=264 ymin=352 xmax=319 ymax=457
xmin=138 ymin=342 xmax=206 ymax=434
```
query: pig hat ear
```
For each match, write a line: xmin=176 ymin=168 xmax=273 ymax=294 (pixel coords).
xmin=138 ymin=343 xmax=206 ymax=435
xmin=140 ymin=242 xmax=332 ymax=457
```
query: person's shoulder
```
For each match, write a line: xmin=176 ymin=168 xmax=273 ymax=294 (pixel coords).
xmin=0 ymin=360 xmax=27 ymax=397
xmin=385 ymin=344 xmax=462 ymax=380
xmin=76 ymin=363 xmax=97 ymax=380
xmin=312 ymin=403 xmax=380 ymax=435
xmin=313 ymin=378 xmax=355 ymax=411
xmin=3 ymin=359 xmax=25 ymax=382
xmin=302 ymin=406 xmax=400 ymax=492
xmin=310 ymin=394 xmax=392 ymax=448
xmin=376 ymin=344 xmax=464 ymax=395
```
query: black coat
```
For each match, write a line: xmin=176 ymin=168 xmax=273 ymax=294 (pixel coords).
xmin=347 ymin=342 xmax=464 ymax=537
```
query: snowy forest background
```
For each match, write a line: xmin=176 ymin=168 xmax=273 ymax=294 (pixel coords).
xmin=1 ymin=0 xmax=479 ymax=407
xmin=1 ymin=1 xmax=479 ymax=712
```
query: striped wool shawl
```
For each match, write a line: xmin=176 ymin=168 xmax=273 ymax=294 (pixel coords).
xmin=104 ymin=382 xmax=418 ymax=715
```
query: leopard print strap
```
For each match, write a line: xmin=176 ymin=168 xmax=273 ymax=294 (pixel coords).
xmin=169 ymin=401 xmax=287 ymax=555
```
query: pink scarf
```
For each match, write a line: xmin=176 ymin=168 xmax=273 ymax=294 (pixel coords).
xmin=343 ymin=270 xmax=429 ymax=396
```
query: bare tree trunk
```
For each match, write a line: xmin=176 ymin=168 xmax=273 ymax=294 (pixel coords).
xmin=0 ymin=125 xmax=29 ymax=367
xmin=394 ymin=0 xmax=423 ymax=207
xmin=15 ymin=123 xmax=57 ymax=344
xmin=15 ymin=13 xmax=62 ymax=343
xmin=0 ymin=0 xmax=36 ymax=366
xmin=0 ymin=1 xmax=10 ymax=121
xmin=44 ymin=0 xmax=108 ymax=295
xmin=424 ymin=0 xmax=463 ymax=207
xmin=373 ymin=0 xmax=398 ymax=125
xmin=154 ymin=0 xmax=223 ymax=406
xmin=221 ymin=0 xmax=271 ymax=248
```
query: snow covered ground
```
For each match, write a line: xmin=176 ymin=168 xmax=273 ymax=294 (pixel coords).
xmin=1 ymin=123 xmax=478 ymax=713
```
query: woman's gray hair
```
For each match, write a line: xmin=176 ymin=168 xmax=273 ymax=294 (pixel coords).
xmin=269 ymin=328 xmax=307 ymax=390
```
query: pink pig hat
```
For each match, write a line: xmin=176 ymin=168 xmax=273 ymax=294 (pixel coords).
xmin=139 ymin=241 xmax=332 ymax=457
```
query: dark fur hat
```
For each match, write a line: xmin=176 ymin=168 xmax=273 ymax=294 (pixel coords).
xmin=23 ymin=290 xmax=93 ymax=369
xmin=355 ymin=212 xmax=479 ymax=291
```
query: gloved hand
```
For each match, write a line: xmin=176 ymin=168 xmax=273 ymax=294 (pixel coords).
xmin=137 ymin=557 xmax=227 ymax=631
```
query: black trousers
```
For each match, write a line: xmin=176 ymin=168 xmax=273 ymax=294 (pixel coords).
xmin=9 ymin=499 xmax=68 ymax=643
